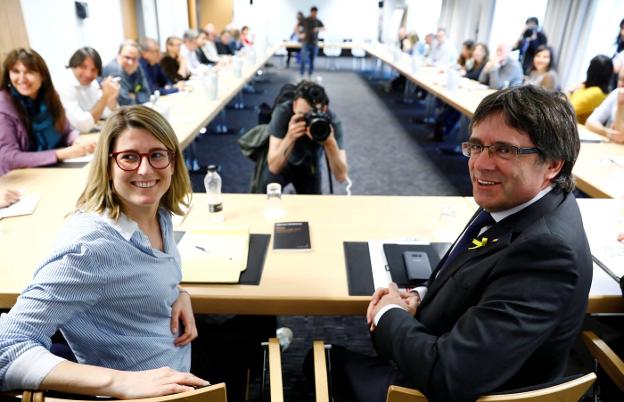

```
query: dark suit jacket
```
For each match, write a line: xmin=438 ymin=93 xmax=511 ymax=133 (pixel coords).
xmin=373 ymin=190 xmax=593 ymax=402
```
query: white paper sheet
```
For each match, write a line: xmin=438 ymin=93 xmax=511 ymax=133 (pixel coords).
xmin=0 ymin=195 xmax=39 ymax=219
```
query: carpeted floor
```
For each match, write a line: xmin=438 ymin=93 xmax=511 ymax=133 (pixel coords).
xmin=190 ymin=56 xmax=479 ymax=401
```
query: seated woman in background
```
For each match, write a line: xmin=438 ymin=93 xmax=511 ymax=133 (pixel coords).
xmin=568 ymin=55 xmax=613 ymax=124
xmin=0 ymin=48 xmax=95 ymax=176
xmin=0 ymin=105 xmax=208 ymax=398
xmin=525 ymin=45 xmax=558 ymax=91
xmin=456 ymin=40 xmax=475 ymax=70
xmin=463 ymin=42 xmax=489 ymax=81
xmin=58 ymin=47 xmax=120 ymax=133
xmin=586 ymin=68 xmax=624 ymax=143
xmin=160 ymin=36 xmax=191 ymax=84
xmin=240 ymin=25 xmax=254 ymax=47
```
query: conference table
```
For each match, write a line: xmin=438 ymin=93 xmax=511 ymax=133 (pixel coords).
xmin=361 ymin=42 xmax=624 ymax=200
xmin=0 ymin=43 xmax=622 ymax=316
xmin=0 ymin=169 xmax=622 ymax=315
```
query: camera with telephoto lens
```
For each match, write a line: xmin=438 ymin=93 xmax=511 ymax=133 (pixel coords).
xmin=304 ymin=108 xmax=332 ymax=142
xmin=299 ymin=83 xmax=332 ymax=142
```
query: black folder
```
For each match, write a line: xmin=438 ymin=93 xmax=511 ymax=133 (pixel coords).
xmin=383 ymin=243 xmax=451 ymax=288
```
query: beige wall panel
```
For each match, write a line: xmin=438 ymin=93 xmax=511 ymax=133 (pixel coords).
xmin=198 ymin=0 xmax=233 ymax=32
xmin=120 ymin=0 xmax=139 ymax=40
xmin=0 ymin=0 xmax=30 ymax=60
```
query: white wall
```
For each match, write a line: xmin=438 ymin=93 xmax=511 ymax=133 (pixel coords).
xmin=155 ymin=0 xmax=189 ymax=49
xmin=405 ymin=0 xmax=442 ymax=40
xmin=232 ymin=0 xmax=379 ymax=48
xmin=488 ymin=0 xmax=547 ymax=52
xmin=20 ymin=0 xmax=124 ymax=81
xmin=570 ymin=0 xmax=624 ymax=90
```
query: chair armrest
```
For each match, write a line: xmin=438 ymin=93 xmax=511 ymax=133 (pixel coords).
xmin=313 ymin=341 xmax=329 ymax=402
xmin=386 ymin=385 xmax=427 ymax=402
xmin=13 ymin=383 xmax=228 ymax=402
xmin=268 ymin=338 xmax=284 ymax=402
xmin=582 ymin=331 xmax=624 ymax=392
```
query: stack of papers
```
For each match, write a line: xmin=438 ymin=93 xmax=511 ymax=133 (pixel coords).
xmin=0 ymin=195 xmax=39 ymax=219
xmin=579 ymin=201 xmax=624 ymax=282
xmin=63 ymin=154 xmax=94 ymax=163
xmin=177 ymin=226 xmax=249 ymax=283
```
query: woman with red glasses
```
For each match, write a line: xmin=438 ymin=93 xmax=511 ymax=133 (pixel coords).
xmin=0 ymin=106 xmax=207 ymax=397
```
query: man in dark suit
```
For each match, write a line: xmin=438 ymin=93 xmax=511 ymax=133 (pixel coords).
xmin=327 ymin=86 xmax=593 ymax=402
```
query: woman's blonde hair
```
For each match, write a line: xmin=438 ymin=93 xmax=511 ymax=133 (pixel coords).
xmin=76 ymin=105 xmax=191 ymax=220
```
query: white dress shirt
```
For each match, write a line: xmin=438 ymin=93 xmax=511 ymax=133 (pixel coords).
xmin=180 ymin=44 xmax=209 ymax=76
xmin=57 ymin=69 xmax=111 ymax=133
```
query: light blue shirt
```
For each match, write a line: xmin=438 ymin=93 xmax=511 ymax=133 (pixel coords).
xmin=0 ymin=209 xmax=190 ymax=391
xmin=586 ymin=87 xmax=617 ymax=129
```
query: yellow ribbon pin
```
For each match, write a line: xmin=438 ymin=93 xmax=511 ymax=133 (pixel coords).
xmin=468 ymin=237 xmax=498 ymax=250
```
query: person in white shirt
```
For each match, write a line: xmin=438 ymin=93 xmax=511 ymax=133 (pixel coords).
xmin=201 ymin=25 xmax=222 ymax=65
xmin=427 ymin=28 xmax=457 ymax=67
xmin=180 ymin=30 xmax=209 ymax=76
xmin=58 ymin=47 xmax=119 ymax=133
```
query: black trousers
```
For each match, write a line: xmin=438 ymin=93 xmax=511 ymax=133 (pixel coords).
xmin=260 ymin=162 xmax=322 ymax=194
xmin=190 ymin=315 xmax=277 ymax=402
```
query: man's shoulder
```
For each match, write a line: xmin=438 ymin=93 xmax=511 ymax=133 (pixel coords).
xmin=102 ymin=59 xmax=122 ymax=77
xmin=273 ymin=101 xmax=294 ymax=118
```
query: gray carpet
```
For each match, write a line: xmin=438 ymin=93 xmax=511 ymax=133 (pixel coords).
xmin=190 ymin=56 xmax=475 ymax=401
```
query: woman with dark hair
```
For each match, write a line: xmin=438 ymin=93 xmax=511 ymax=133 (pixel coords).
xmin=569 ymin=55 xmax=613 ymax=123
xmin=0 ymin=48 xmax=95 ymax=175
xmin=457 ymin=40 xmax=475 ymax=68
xmin=58 ymin=47 xmax=119 ymax=133
xmin=525 ymin=45 xmax=558 ymax=91
xmin=160 ymin=36 xmax=190 ymax=84
xmin=463 ymin=42 xmax=489 ymax=81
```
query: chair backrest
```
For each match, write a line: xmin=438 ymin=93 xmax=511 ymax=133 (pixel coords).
xmin=386 ymin=373 xmax=596 ymax=402
xmin=18 ymin=383 xmax=227 ymax=402
xmin=582 ymin=330 xmax=624 ymax=392
xmin=351 ymin=47 xmax=366 ymax=57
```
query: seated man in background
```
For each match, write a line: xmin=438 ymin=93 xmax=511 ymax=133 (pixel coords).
xmin=262 ymin=81 xmax=347 ymax=194
xmin=320 ymin=86 xmax=592 ymax=402
xmin=201 ymin=25 xmax=222 ymax=65
xmin=139 ymin=37 xmax=179 ymax=96
xmin=59 ymin=47 xmax=119 ymax=133
xmin=585 ymin=68 xmax=624 ymax=143
xmin=427 ymin=28 xmax=457 ymax=67
xmin=195 ymin=30 xmax=216 ymax=66
xmin=215 ymin=30 xmax=235 ymax=56
xmin=479 ymin=43 xmax=524 ymax=90
xmin=102 ymin=40 xmax=151 ymax=106
xmin=180 ymin=30 xmax=209 ymax=76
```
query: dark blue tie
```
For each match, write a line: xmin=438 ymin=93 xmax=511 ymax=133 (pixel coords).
xmin=439 ymin=210 xmax=495 ymax=272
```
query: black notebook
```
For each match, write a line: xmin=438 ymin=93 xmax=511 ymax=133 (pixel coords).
xmin=273 ymin=221 xmax=311 ymax=251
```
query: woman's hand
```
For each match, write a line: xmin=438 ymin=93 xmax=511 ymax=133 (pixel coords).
xmin=56 ymin=140 xmax=95 ymax=161
xmin=0 ymin=189 xmax=20 ymax=208
xmin=171 ymin=289 xmax=198 ymax=346
xmin=109 ymin=367 xmax=209 ymax=399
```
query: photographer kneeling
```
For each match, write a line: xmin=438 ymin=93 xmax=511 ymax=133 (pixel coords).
xmin=262 ymin=81 xmax=348 ymax=194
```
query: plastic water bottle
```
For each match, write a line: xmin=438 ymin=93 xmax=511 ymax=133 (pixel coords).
xmin=204 ymin=165 xmax=224 ymax=222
